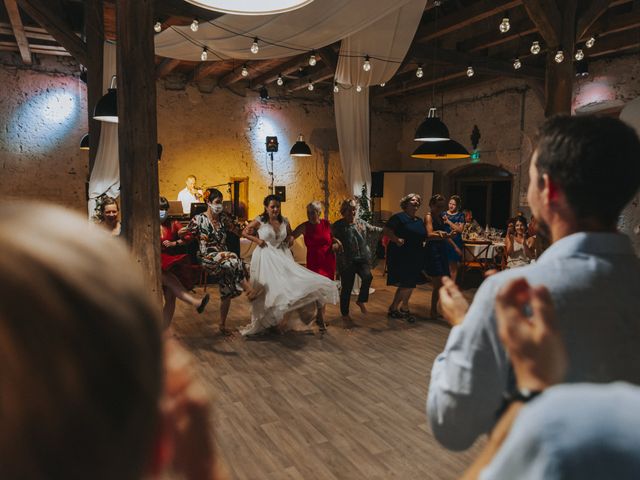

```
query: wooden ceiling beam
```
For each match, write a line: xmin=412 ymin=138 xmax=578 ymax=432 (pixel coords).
xmin=287 ymin=69 xmax=334 ymax=92
xmin=416 ymin=0 xmax=523 ymax=43
xmin=0 ymin=41 xmax=69 ymax=55
xmin=250 ymin=53 xmax=312 ymax=87
xmin=4 ymin=0 xmax=31 ymax=64
xmin=584 ymin=26 xmax=640 ymax=56
xmin=577 ymin=0 xmax=613 ymax=40
xmin=521 ymin=0 xmax=562 ymax=46
xmin=156 ymin=57 xmax=182 ymax=78
xmin=16 ymin=0 xmax=87 ymax=64
xmin=458 ymin=18 xmax=538 ymax=53
xmin=580 ymin=8 xmax=640 ymax=40
xmin=377 ymin=70 xmax=469 ymax=98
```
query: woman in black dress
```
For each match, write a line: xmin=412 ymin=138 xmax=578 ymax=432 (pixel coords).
xmin=383 ymin=193 xmax=426 ymax=322
xmin=424 ymin=194 xmax=452 ymax=319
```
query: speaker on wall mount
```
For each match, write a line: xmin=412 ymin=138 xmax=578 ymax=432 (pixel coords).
xmin=275 ymin=186 xmax=286 ymax=202
xmin=266 ymin=136 xmax=279 ymax=152
xmin=371 ymin=171 xmax=384 ymax=198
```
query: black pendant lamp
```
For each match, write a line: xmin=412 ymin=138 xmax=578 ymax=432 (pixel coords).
xmin=93 ymin=75 xmax=118 ymax=123
xmin=290 ymin=134 xmax=312 ymax=157
xmin=414 ymin=107 xmax=450 ymax=141
xmin=80 ymin=133 xmax=89 ymax=150
xmin=411 ymin=139 xmax=470 ymax=160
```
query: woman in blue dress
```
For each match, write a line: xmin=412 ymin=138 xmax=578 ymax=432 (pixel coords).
xmin=424 ymin=194 xmax=452 ymax=319
xmin=442 ymin=195 xmax=465 ymax=282
xmin=383 ymin=193 xmax=426 ymax=322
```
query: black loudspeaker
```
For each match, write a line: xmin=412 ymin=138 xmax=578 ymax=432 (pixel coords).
xmin=371 ymin=171 xmax=384 ymax=198
xmin=275 ymin=186 xmax=286 ymax=202
xmin=266 ymin=136 xmax=279 ymax=152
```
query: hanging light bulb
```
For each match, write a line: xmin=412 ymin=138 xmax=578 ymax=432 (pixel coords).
xmin=554 ymin=49 xmax=565 ymax=63
xmin=154 ymin=21 xmax=162 ymax=33
xmin=363 ymin=55 xmax=371 ymax=72
xmin=356 ymin=85 xmax=362 ymax=92
xmin=586 ymin=35 xmax=596 ymax=48
xmin=530 ymin=40 xmax=541 ymax=55
xmin=276 ymin=74 xmax=284 ymax=86
xmin=308 ymin=51 xmax=317 ymax=66
xmin=333 ymin=82 xmax=339 ymax=93
xmin=513 ymin=58 xmax=522 ymax=70
xmin=190 ymin=19 xmax=199 ymax=32
xmin=307 ymin=80 xmax=314 ymax=91
xmin=241 ymin=64 xmax=249 ymax=77
xmin=416 ymin=66 xmax=424 ymax=78
xmin=200 ymin=48 xmax=208 ymax=61
xmin=250 ymin=38 xmax=259 ymax=54
xmin=466 ymin=65 xmax=475 ymax=77
xmin=499 ymin=14 xmax=510 ymax=33
xmin=380 ymin=82 xmax=386 ymax=87
xmin=574 ymin=48 xmax=584 ymax=61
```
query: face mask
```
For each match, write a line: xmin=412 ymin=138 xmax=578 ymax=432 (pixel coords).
xmin=159 ymin=210 xmax=168 ymax=221
xmin=210 ymin=203 xmax=223 ymax=214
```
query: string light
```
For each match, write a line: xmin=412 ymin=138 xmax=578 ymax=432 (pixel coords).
xmin=416 ymin=66 xmax=424 ymax=78
xmin=309 ymin=51 xmax=317 ymax=66
xmin=190 ymin=19 xmax=199 ymax=32
xmin=530 ymin=40 xmax=541 ymax=55
xmin=154 ymin=21 xmax=162 ymax=33
xmin=499 ymin=14 xmax=510 ymax=33
xmin=513 ymin=58 xmax=522 ymax=70
xmin=574 ymin=49 xmax=584 ymax=61
xmin=363 ymin=55 xmax=371 ymax=72
xmin=380 ymin=82 xmax=386 ymax=87
xmin=241 ymin=64 xmax=249 ymax=77
xmin=356 ymin=85 xmax=362 ymax=92
xmin=586 ymin=35 xmax=596 ymax=48
xmin=307 ymin=79 xmax=314 ymax=91
xmin=554 ymin=50 xmax=565 ymax=63
xmin=466 ymin=65 xmax=475 ymax=77
xmin=250 ymin=38 xmax=259 ymax=54
xmin=200 ymin=48 xmax=208 ymax=61
xmin=276 ymin=74 xmax=284 ymax=86
xmin=333 ymin=82 xmax=339 ymax=93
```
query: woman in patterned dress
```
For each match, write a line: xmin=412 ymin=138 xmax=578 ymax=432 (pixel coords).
xmin=182 ymin=188 xmax=256 ymax=335
xmin=292 ymin=200 xmax=339 ymax=331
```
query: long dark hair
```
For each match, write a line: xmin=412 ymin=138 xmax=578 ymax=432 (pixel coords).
xmin=260 ymin=194 xmax=283 ymax=223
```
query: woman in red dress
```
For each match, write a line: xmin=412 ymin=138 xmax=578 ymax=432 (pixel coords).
xmin=160 ymin=197 xmax=209 ymax=327
xmin=292 ymin=201 xmax=340 ymax=331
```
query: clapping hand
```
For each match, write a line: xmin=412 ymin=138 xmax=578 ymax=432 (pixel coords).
xmin=495 ymin=278 xmax=568 ymax=391
xmin=439 ymin=276 xmax=469 ymax=326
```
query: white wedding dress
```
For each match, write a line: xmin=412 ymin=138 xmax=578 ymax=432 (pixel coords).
xmin=240 ymin=217 xmax=339 ymax=336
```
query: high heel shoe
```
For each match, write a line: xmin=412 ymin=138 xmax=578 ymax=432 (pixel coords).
xmin=196 ymin=293 xmax=210 ymax=314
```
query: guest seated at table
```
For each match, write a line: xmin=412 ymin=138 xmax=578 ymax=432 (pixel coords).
xmin=462 ymin=209 xmax=482 ymax=240
xmin=383 ymin=193 xmax=427 ymax=323
xmin=159 ymin=196 xmax=209 ymax=328
xmin=0 ymin=202 xmax=222 ymax=480
xmin=424 ymin=194 xmax=452 ymax=319
xmin=505 ymin=215 xmax=534 ymax=268
xmin=442 ymin=195 xmax=465 ymax=282
xmin=96 ymin=195 xmax=121 ymax=236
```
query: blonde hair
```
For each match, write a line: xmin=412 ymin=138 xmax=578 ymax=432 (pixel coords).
xmin=400 ymin=193 xmax=422 ymax=209
xmin=0 ymin=203 xmax=162 ymax=480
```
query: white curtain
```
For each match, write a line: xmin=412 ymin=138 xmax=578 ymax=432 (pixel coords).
xmin=87 ymin=42 xmax=119 ymax=218
xmin=154 ymin=0 xmax=420 ymax=61
xmin=334 ymin=0 xmax=426 ymax=195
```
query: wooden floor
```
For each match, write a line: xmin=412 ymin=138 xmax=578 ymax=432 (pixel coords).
xmin=172 ymin=268 xmax=484 ymax=480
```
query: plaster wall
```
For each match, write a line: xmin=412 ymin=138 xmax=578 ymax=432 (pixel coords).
xmin=0 ymin=61 xmax=88 ymax=210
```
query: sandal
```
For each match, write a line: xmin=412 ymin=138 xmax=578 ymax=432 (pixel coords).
xmin=196 ymin=293 xmax=210 ymax=314
xmin=400 ymin=309 xmax=416 ymax=323
xmin=387 ymin=308 xmax=405 ymax=319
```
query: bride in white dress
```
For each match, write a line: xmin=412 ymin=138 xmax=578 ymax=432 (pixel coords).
xmin=240 ymin=195 xmax=338 ymax=336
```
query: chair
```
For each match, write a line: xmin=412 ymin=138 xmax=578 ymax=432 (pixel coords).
xmin=460 ymin=240 xmax=493 ymax=282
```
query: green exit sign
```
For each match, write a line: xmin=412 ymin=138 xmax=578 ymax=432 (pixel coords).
xmin=470 ymin=149 xmax=481 ymax=162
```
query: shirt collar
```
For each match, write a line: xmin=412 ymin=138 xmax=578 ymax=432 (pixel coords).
xmin=538 ymin=231 xmax=634 ymax=262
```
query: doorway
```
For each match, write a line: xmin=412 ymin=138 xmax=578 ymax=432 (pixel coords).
xmin=449 ymin=164 xmax=513 ymax=229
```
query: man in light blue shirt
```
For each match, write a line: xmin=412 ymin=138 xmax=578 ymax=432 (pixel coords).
xmin=427 ymin=116 xmax=640 ymax=451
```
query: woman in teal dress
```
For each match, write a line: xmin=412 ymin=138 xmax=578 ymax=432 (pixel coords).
xmin=442 ymin=195 xmax=465 ymax=282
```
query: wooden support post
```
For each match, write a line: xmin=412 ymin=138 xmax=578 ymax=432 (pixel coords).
xmin=85 ymin=0 xmax=103 ymax=173
xmin=116 ymin=0 xmax=162 ymax=303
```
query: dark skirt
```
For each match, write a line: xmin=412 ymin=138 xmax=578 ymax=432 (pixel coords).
xmin=445 ymin=235 xmax=464 ymax=262
xmin=425 ymin=240 xmax=450 ymax=277
xmin=387 ymin=242 xmax=427 ymax=288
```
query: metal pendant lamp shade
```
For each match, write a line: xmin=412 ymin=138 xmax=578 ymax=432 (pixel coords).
xmin=414 ymin=107 xmax=450 ymax=141
xmin=93 ymin=76 xmax=118 ymax=123
xmin=411 ymin=139 xmax=470 ymax=159
xmin=183 ymin=0 xmax=313 ymax=15
xmin=80 ymin=133 xmax=89 ymax=150
xmin=290 ymin=134 xmax=312 ymax=157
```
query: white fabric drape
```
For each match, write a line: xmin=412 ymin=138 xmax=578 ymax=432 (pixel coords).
xmin=154 ymin=0 xmax=419 ymax=61
xmin=334 ymin=0 xmax=426 ymax=195
xmin=88 ymin=42 xmax=119 ymax=218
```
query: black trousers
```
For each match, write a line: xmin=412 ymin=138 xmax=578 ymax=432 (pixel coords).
xmin=339 ymin=262 xmax=373 ymax=316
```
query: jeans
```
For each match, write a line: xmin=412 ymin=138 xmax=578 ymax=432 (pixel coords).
xmin=339 ymin=261 xmax=372 ymax=316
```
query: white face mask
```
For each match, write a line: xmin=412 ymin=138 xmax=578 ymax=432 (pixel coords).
xmin=159 ymin=210 xmax=168 ymax=221
xmin=210 ymin=203 xmax=223 ymax=214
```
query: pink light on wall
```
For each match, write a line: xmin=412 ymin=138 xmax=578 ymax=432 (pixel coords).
xmin=573 ymin=77 xmax=623 ymax=114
